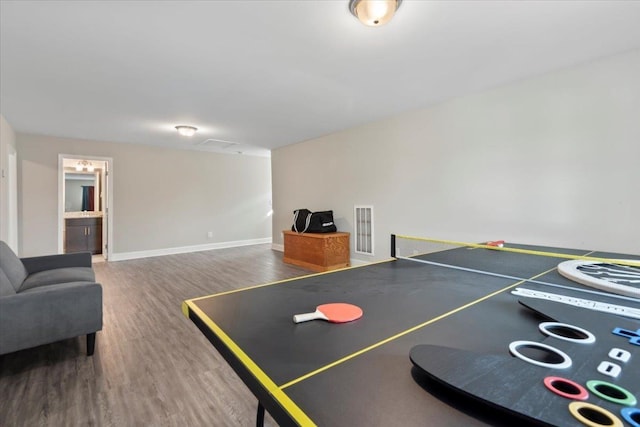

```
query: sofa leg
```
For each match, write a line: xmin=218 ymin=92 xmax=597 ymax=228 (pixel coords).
xmin=87 ymin=332 xmax=96 ymax=356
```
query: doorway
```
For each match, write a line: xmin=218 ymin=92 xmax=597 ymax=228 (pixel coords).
xmin=58 ymin=155 xmax=113 ymax=261
xmin=3 ymin=145 xmax=18 ymax=252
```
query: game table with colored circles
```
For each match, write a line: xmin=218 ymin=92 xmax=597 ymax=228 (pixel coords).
xmin=182 ymin=238 xmax=640 ymax=426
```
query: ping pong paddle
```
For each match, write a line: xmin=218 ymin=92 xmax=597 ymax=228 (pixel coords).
xmin=487 ymin=240 xmax=505 ymax=248
xmin=293 ymin=303 xmax=363 ymax=324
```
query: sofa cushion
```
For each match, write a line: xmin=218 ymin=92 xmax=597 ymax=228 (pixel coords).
xmin=0 ymin=269 xmax=16 ymax=296
xmin=19 ymin=267 xmax=96 ymax=292
xmin=0 ymin=241 xmax=28 ymax=291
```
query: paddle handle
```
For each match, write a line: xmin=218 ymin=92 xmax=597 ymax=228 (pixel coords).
xmin=293 ymin=310 xmax=324 ymax=323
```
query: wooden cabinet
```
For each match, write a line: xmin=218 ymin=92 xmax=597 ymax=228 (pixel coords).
xmin=65 ymin=217 xmax=102 ymax=254
xmin=283 ymin=230 xmax=350 ymax=272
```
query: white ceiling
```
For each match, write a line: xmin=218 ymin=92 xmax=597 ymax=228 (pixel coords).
xmin=2 ymin=1 xmax=640 ymax=157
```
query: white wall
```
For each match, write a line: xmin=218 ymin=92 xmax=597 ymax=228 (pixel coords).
xmin=18 ymin=133 xmax=272 ymax=257
xmin=0 ymin=114 xmax=18 ymax=251
xmin=272 ymin=50 xmax=640 ymax=261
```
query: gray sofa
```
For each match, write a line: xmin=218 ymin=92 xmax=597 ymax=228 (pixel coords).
xmin=0 ymin=241 xmax=102 ymax=356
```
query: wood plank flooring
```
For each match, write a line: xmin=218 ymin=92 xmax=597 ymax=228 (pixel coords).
xmin=0 ymin=245 xmax=310 ymax=426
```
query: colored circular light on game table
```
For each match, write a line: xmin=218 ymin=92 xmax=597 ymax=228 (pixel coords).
xmin=568 ymin=402 xmax=623 ymax=427
xmin=539 ymin=322 xmax=596 ymax=344
xmin=543 ymin=376 xmax=589 ymax=400
xmin=621 ymin=408 xmax=640 ymax=427
xmin=586 ymin=380 xmax=637 ymax=407
xmin=508 ymin=340 xmax=572 ymax=369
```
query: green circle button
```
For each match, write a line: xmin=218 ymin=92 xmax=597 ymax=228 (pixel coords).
xmin=586 ymin=380 xmax=637 ymax=406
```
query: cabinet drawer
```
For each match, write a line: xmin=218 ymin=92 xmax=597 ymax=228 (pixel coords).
xmin=66 ymin=217 xmax=101 ymax=226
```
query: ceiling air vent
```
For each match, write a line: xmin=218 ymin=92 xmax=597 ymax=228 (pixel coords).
xmin=195 ymin=138 xmax=240 ymax=150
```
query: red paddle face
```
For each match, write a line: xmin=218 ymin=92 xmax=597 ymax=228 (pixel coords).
xmin=317 ymin=303 xmax=363 ymax=323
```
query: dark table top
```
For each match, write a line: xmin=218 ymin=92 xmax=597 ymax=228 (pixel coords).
xmin=183 ymin=243 xmax=640 ymax=426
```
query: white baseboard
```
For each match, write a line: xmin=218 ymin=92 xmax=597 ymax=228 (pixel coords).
xmin=350 ymin=258 xmax=372 ymax=267
xmin=271 ymin=243 xmax=284 ymax=252
xmin=110 ymin=237 xmax=272 ymax=262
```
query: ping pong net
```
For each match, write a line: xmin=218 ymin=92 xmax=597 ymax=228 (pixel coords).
xmin=390 ymin=234 xmax=640 ymax=301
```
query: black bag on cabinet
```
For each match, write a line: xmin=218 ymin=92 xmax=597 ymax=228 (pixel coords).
xmin=292 ymin=209 xmax=337 ymax=233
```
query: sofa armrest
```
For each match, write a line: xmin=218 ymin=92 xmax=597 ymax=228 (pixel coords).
xmin=21 ymin=252 xmax=92 ymax=274
xmin=0 ymin=281 xmax=102 ymax=355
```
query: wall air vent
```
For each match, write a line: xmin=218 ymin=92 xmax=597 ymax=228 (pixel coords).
xmin=354 ymin=205 xmax=374 ymax=255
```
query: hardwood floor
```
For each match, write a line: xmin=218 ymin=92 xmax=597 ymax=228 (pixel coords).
xmin=0 ymin=245 xmax=310 ymax=426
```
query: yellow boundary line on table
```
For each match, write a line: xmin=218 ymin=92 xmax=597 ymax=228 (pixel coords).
xmin=279 ymin=266 xmax=556 ymax=390
xmin=182 ymin=300 xmax=317 ymax=427
xmin=185 ymin=258 xmax=394 ymax=303
xmin=181 ymin=260 xmax=396 ymax=426
xmin=395 ymin=235 xmax=640 ymax=267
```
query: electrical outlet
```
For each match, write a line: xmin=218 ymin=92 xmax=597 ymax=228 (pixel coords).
xmin=207 ymin=231 xmax=213 ymax=239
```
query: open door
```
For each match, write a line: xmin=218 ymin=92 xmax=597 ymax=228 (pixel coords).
xmin=59 ymin=155 xmax=113 ymax=260
xmin=101 ymin=163 xmax=109 ymax=259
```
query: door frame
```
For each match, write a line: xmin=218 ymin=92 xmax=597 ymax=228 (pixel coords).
xmin=58 ymin=154 xmax=114 ymax=260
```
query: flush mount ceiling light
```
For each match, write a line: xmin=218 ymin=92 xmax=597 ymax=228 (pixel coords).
xmin=349 ymin=0 xmax=402 ymax=27
xmin=175 ymin=125 xmax=198 ymax=137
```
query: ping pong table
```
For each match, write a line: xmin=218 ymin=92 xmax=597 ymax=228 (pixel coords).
xmin=182 ymin=236 xmax=640 ymax=426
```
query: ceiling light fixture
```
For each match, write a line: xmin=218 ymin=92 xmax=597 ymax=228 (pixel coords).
xmin=349 ymin=0 xmax=402 ymax=27
xmin=75 ymin=160 xmax=95 ymax=172
xmin=175 ymin=125 xmax=198 ymax=137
